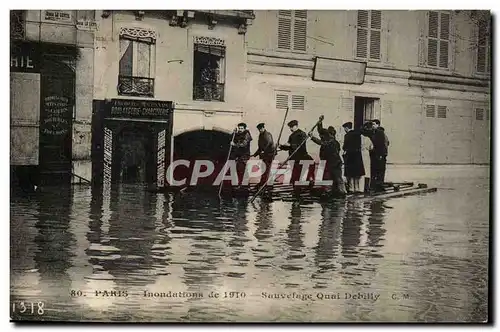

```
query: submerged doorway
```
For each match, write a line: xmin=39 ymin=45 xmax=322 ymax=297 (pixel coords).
xmin=354 ymin=97 xmax=380 ymax=129
xmin=173 ymin=129 xmax=232 ymax=186
xmin=114 ymin=126 xmax=156 ymax=184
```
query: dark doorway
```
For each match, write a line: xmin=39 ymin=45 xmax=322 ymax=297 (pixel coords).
xmin=113 ymin=124 xmax=157 ymax=184
xmin=173 ymin=130 xmax=232 ymax=186
xmin=354 ymin=97 xmax=379 ymax=129
xmin=39 ymin=57 xmax=75 ymax=186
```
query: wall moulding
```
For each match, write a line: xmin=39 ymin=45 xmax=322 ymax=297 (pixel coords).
xmin=193 ymin=36 xmax=225 ymax=46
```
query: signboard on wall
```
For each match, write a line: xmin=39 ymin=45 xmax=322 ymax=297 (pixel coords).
xmin=313 ymin=57 xmax=366 ymax=84
xmin=10 ymin=41 xmax=40 ymax=73
xmin=43 ymin=10 xmax=73 ymax=23
xmin=106 ymin=99 xmax=174 ymax=120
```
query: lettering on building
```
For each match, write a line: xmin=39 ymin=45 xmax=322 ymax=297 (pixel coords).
xmin=103 ymin=127 xmax=113 ymax=188
xmin=41 ymin=96 xmax=70 ymax=136
xmin=157 ymin=130 xmax=166 ymax=188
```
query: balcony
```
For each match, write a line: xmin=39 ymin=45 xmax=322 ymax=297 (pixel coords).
xmin=118 ymin=76 xmax=154 ymax=97
xmin=193 ymin=83 xmax=225 ymax=102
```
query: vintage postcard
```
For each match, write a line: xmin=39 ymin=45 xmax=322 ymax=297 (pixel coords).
xmin=9 ymin=9 xmax=490 ymax=323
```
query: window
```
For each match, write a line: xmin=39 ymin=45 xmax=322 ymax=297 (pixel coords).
xmin=118 ymin=28 xmax=156 ymax=97
xmin=356 ymin=10 xmax=381 ymax=61
xmin=476 ymin=21 xmax=490 ymax=74
xmin=193 ymin=41 xmax=226 ymax=102
xmin=427 ymin=11 xmax=450 ymax=68
xmin=425 ymin=104 xmax=447 ymax=118
xmin=426 ymin=105 xmax=436 ymax=118
xmin=475 ymin=108 xmax=484 ymax=121
xmin=277 ymin=10 xmax=307 ymax=52
xmin=275 ymin=91 xmax=305 ymax=111
xmin=437 ymin=105 xmax=447 ymax=118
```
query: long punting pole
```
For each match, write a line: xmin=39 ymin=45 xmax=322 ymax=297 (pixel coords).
xmin=218 ymin=129 xmax=237 ymax=199
xmin=249 ymin=115 xmax=324 ymax=204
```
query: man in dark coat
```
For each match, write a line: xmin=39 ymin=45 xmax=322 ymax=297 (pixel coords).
xmin=310 ymin=120 xmax=346 ymax=197
xmin=230 ymin=122 xmax=253 ymax=186
xmin=342 ymin=121 xmax=365 ymax=194
xmin=361 ymin=119 xmax=389 ymax=192
xmin=252 ymin=123 xmax=275 ymax=187
xmin=279 ymin=120 xmax=314 ymax=188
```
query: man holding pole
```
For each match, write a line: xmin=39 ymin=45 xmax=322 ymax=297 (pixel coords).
xmin=279 ymin=120 xmax=315 ymax=190
xmin=252 ymin=123 xmax=275 ymax=190
xmin=230 ymin=123 xmax=253 ymax=188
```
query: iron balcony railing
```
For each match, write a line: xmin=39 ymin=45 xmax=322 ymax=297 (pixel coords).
xmin=118 ymin=75 xmax=155 ymax=97
xmin=193 ymin=82 xmax=225 ymax=102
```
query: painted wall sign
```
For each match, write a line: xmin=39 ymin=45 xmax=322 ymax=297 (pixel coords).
xmin=76 ymin=19 xmax=97 ymax=30
xmin=107 ymin=99 xmax=174 ymax=120
xmin=157 ymin=130 xmax=166 ymax=188
xmin=44 ymin=10 xmax=73 ymax=23
xmin=41 ymin=96 xmax=71 ymax=135
xmin=10 ymin=42 xmax=40 ymax=73
xmin=103 ymin=127 xmax=113 ymax=187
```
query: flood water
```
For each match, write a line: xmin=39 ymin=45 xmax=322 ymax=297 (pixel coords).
xmin=10 ymin=166 xmax=490 ymax=322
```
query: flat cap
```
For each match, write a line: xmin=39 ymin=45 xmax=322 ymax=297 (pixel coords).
xmin=256 ymin=123 xmax=265 ymax=129
xmin=287 ymin=120 xmax=298 ymax=127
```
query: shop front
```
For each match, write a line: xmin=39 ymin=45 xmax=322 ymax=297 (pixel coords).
xmin=92 ymin=99 xmax=174 ymax=191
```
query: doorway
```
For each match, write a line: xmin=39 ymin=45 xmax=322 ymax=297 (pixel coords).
xmin=112 ymin=124 xmax=158 ymax=184
xmin=354 ymin=97 xmax=380 ymax=129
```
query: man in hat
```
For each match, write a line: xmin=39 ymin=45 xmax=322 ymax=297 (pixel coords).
xmin=361 ymin=119 xmax=389 ymax=192
xmin=252 ymin=123 xmax=275 ymax=187
xmin=310 ymin=119 xmax=346 ymax=197
xmin=279 ymin=120 xmax=314 ymax=188
xmin=342 ymin=121 xmax=365 ymax=194
xmin=230 ymin=122 xmax=253 ymax=187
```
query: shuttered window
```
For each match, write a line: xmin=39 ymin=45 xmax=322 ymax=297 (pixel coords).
xmin=427 ymin=11 xmax=450 ymax=68
xmin=276 ymin=93 xmax=289 ymax=110
xmin=437 ymin=105 xmax=447 ymax=118
xmin=475 ymin=108 xmax=484 ymax=121
xmin=275 ymin=91 xmax=305 ymax=110
xmin=291 ymin=95 xmax=305 ymax=110
xmin=277 ymin=10 xmax=307 ymax=52
xmin=426 ymin=105 xmax=436 ymax=118
xmin=356 ymin=10 xmax=382 ymax=60
xmin=477 ymin=21 xmax=490 ymax=74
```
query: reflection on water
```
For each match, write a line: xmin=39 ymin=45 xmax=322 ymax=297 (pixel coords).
xmin=10 ymin=170 xmax=489 ymax=322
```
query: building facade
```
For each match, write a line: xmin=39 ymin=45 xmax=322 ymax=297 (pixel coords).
xmin=10 ymin=10 xmax=96 ymax=188
xmin=243 ymin=10 xmax=491 ymax=165
xmin=11 ymin=10 xmax=491 ymax=189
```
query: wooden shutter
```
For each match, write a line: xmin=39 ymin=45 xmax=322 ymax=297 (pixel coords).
xmin=475 ymin=108 xmax=484 ymax=121
xmin=369 ymin=10 xmax=381 ymax=60
xmin=291 ymin=95 xmax=305 ymax=110
xmin=477 ymin=22 xmax=488 ymax=73
xmin=427 ymin=11 xmax=439 ymax=67
xmin=278 ymin=11 xmax=292 ymax=50
xmin=293 ymin=11 xmax=307 ymax=52
xmin=426 ymin=104 xmax=435 ymax=118
xmin=437 ymin=105 xmax=447 ymax=118
xmin=276 ymin=93 xmax=289 ymax=109
xmin=356 ymin=10 xmax=369 ymax=58
xmin=439 ymin=12 xmax=450 ymax=68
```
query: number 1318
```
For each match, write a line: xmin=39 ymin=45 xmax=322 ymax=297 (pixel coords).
xmin=12 ymin=302 xmax=45 ymax=315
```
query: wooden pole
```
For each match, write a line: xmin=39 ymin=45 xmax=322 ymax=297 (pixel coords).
xmin=249 ymin=115 xmax=324 ymax=203
xmin=218 ymin=129 xmax=237 ymax=199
